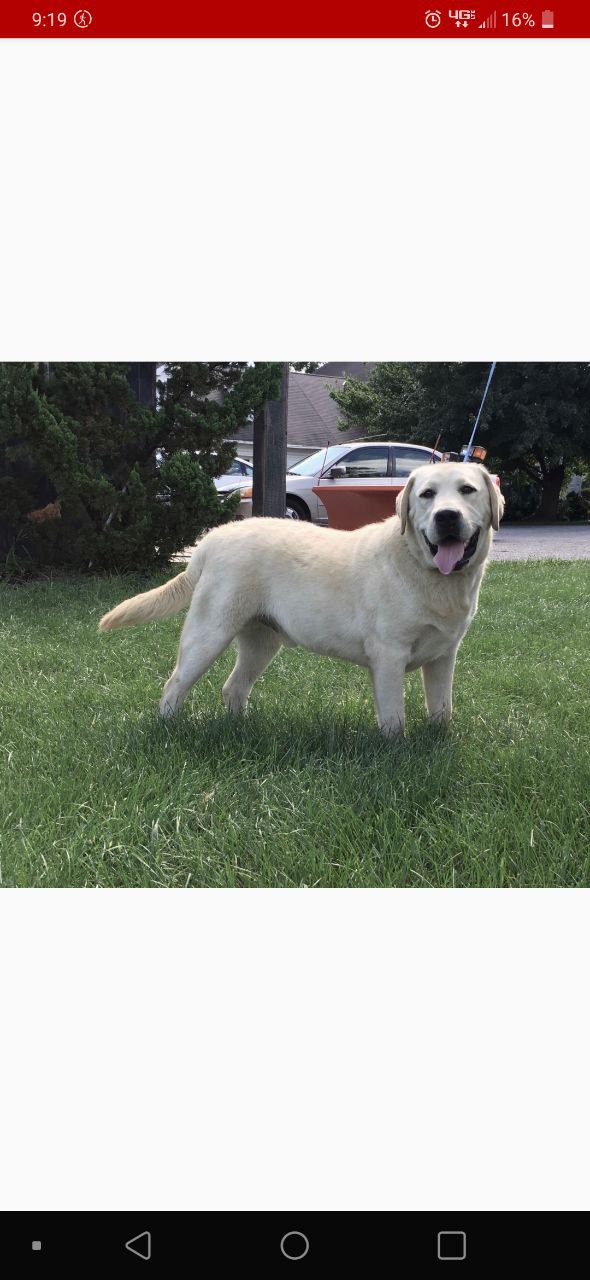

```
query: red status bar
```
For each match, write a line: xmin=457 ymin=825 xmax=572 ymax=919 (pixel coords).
xmin=1 ymin=2 xmax=588 ymax=38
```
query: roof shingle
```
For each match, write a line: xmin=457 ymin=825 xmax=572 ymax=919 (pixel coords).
xmin=232 ymin=371 xmax=365 ymax=451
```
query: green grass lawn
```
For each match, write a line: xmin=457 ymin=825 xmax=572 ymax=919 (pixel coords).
xmin=0 ymin=561 xmax=588 ymax=887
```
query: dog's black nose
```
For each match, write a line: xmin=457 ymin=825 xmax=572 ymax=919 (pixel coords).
xmin=435 ymin=508 xmax=461 ymax=531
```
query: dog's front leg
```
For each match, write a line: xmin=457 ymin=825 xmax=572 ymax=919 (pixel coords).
xmin=421 ymin=648 xmax=458 ymax=722
xmin=370 ymin=651 xmax=406 ymax=737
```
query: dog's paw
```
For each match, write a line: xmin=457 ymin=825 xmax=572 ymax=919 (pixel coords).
xmin=379 ymin=718 xmax=405 ymax=739
xmin=221 ymin=679 xmax=249 ymax=715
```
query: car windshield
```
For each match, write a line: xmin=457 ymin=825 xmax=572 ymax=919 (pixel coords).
xmin=225 ymin=459 xmax=253 ymax=476
xmin=288 ymin=446 xmax=347 ymax=476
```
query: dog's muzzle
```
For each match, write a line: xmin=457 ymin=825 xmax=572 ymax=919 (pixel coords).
xmin=423 ymin=529 xmax=480 ymax=574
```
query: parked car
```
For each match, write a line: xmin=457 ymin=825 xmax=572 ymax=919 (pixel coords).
xmin=285 ymin=441 xmax=443 ymax=523
xmin=213 ymin=455 xmax=253 ymax=519
xmin=213 ymin=456 xmax=253 ymax=488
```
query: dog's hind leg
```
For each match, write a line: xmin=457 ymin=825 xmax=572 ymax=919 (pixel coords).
xmin=222 ymin=620 xmax=283 ymax=714
xmin=159 ymin=610 xmax=235 ymax=718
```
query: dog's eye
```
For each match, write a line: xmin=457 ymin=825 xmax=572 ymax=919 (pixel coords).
xmin=459 ymin=485 xmax=476 ymax=494
xmin=420 ymin=488 xmax=435 ymax=499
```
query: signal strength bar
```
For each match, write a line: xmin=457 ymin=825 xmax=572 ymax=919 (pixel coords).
xmin=478 ymin=10 xmax=497 ymax=25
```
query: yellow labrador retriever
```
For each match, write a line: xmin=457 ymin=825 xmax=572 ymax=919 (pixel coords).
xmin=99 ymin=462 xmax=503 ymax=735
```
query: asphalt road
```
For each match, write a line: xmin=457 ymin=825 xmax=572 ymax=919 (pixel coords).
xmin=490 ymin=524 xmax=590 ymax=560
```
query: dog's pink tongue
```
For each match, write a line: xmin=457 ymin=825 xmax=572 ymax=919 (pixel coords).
xmin=433 ymin=540 xmax=466 ymax=575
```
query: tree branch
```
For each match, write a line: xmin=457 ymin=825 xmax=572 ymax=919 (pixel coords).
xmin=532 ymin=447 xmax=548 ymax=477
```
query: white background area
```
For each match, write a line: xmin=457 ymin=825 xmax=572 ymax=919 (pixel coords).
xmin=2 ymin=890 xmax=589 ymax=1211
xmin=1 ymin=41 xmax=589 ymax=359
xmin=0 ymin=38 xmax=589 ymax=1212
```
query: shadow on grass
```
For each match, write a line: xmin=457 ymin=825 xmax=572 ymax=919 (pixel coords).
xmin=128 ymin=701 xmax=462 ymax=786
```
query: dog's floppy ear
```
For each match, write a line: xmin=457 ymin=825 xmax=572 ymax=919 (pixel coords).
xmin=482 ymin=468 xmax=505 ymax=532
xmin=397 ymin=473 xmax=416 ymax=535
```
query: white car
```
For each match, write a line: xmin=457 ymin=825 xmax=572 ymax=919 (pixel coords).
xmin=214 ymin=456 xmax=253 ymax=519
xmin=214 ymin=456 xmax=253 ymax=488
xmin=285 ymin=441 xmax=443 ymax=522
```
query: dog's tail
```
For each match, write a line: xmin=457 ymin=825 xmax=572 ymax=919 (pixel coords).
xmin=99 ymin=551 xmax=203 ymax=633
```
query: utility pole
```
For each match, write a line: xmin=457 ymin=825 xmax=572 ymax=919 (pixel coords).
xmin=252 ymin=362 xmax=289 ymax=517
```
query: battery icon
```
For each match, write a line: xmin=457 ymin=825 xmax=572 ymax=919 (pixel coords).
xmin=541 ymin=9 xmax=554 ymax=26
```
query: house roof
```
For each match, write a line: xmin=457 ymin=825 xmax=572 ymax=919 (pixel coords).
xmin=231 ymin=371 xmax=365 ymax=451
xmin=309 ymin=361 xmax=376 ymax=382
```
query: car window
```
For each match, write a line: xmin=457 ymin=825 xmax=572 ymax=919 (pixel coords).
xmin=226 ymin=459 xmax=252 ymax=476
xmin=288 ymin=446 xmax=345 ymax=476
xmin=338 ymin=446 xmax=389 ymax=478
xmin=393 ymin=446 xmax=434 ymax=477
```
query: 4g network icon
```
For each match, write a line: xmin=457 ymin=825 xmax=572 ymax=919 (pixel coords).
xmin=425 ymin=9 xmax=477 ymax=26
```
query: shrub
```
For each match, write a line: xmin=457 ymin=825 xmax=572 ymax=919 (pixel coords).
xmin=558 ymin=488 xmax=590 ymax=523
xmin=0 ymin=362 xmax=275 ymax=575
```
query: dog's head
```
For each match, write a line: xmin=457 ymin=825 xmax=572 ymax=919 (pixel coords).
xmin=397 ymin=462 xmax=504 ymax=575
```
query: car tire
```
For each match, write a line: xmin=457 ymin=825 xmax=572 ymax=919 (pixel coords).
xmin=285 ymin=496 xmax=311 ymax=521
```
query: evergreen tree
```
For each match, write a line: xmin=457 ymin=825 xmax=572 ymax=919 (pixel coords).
xmin=0 ymin=362 xmax=279 ymax=573
xmin=332 ymin=362 xmax=590 ymax=520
